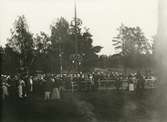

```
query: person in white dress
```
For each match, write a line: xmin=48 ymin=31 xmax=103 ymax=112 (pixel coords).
xmin=18 ymin=79 xmax=25 ymax=98
xmin=2 ymin=81 xmax=10 ymax=100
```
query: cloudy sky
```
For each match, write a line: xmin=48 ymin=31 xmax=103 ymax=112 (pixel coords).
xmin=0 ymin=0 xmax=158 ymax=55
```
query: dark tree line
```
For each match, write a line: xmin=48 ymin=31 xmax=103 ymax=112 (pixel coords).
xmin=97 ymin=54 xmax=154 ymax=70
xmin=0 ymin=15 xmax=102 ymax=74
xmin=0 ymin=16 xmax=155 ymax=75
xmin=97 ymin=24 xmax=155 ymax=72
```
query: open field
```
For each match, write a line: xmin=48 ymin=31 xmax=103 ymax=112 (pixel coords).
xmin=1 ymin=88 xmax=167 ymax=122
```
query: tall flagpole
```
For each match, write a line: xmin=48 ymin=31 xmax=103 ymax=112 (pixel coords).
xmin=71 ymin=0 xmax=82 ymax=73
xmin=74 ymin=0 xmax=78 ymax=55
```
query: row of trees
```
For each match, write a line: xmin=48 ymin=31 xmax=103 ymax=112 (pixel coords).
xmin=97 ymin=24 xmax=155 ymax=71
xmin=0 ymin=15 xmax=102 ymax=74
xmin=0 ymin=15 xmax=155 ymax=74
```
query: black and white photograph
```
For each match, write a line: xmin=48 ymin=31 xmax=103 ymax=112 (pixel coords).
xmin=0 ymin=0 xmax=167 ymax=122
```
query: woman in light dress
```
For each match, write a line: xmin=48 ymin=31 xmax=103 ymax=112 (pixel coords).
xmin=2 ymin=81 xmax=10 ymax=100
xmin=18 ymin=79 xmax=25 ymax=98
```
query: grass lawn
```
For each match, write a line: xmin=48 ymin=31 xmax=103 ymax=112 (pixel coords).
xmin=1 ymin=88 xmax=167 ymax=122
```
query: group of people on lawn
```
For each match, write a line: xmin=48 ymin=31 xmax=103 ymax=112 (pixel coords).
xmin=0 ymin=71 xmax=154 ymax=100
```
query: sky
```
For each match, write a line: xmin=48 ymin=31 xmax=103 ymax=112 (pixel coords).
xmin=0 ymin=0 xmax=158 ymax=55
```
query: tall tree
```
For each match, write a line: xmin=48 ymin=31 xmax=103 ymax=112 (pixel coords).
xmin=50 ymin=17 xmax=102 ymax=72
xmin=50 ymin=17 xmax=71 ymax=73
xmin=79 ymin=29 xmax=102 ymax=72
xmin=112 ymin=24 xmax=152 ymax=70
xmin=33 ymin=32 xmax=53 ymax=73
xmin=6 ymin=15 xmax=34 ymax=73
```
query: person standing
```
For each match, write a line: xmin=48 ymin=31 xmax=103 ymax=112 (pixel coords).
xmin=23 ymin=75 xmax=29 ymax=97
xmin=26 ymin=76 xmax=33 ymax=98
xmin=44 ymin=76 xmax=52 ymax=101
xmin=128 ymin=74 xmax=135 ymax=92
xmin=114 ymin=73 xmax=122 ymax=91
xmin=136 ymin=72 xmax=145 ymax=96
xmin=18 ymin=79 xmax=25 ymax=98
xmin=89 ymin=74 xmax=94 ymax=91
xmin=2 ymin=81 xmax=10 ymax=100
xmin=29 ymin=76 xmax=33 ymax=93
xmin=58 ymin=76 xmax=64 ymax=97
xmin=136 ymin=72 xmax=145 ymax=90
xmin=51 ymin=77 xmax=60 ymax=100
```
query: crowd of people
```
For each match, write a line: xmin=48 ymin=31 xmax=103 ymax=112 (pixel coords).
xmin=0 ymin=71 xmax=157 ymax=100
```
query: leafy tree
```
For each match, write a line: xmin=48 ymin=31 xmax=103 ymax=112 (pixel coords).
xmin=50 ymin=17 xmax=71 ymax=72
xmin=78 ymin=29 xmax=102 ymax=72
xmin=51 ymin=17 xmax=70 ymax=46
xmin=50 ymin=17 xmax=102 ymax=72
xmin=6 ymin=15 xmax=34 ymax=73
xmin=112 ymin=24 xmax=152 ymax=70
xmin=113 ymin=24 xmax=151 ymax=55
xmin=33 ymin=32 xmax=53 ymax=73
xmin=2 ymin=16 xmax=102 ymax=74
xmin=1 ymin=45 xmax=20 ymax=74
xmin=34 ymin=32 xmax=51 ymax=54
